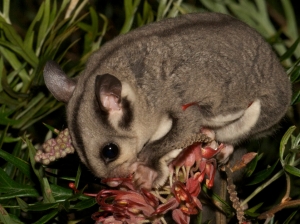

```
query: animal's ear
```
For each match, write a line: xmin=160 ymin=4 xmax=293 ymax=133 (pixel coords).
xmin=95 ymin=74 xmax=122 ymax=112
xmin=43 ymin=61 xmax=76 ymax=103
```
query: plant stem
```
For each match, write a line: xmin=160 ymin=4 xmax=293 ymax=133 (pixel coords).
xmin=241 ymin=170 xmax=284 ymax=206
xmin=2 ymin=0 xmax=11 ymax=24
xmin=281 ymin=173 xmax=291 ymax=203
xmin=242 ymin=158 xmax=300 ymax=206
xmin=258 ymin=199 xmax=300 ymax=220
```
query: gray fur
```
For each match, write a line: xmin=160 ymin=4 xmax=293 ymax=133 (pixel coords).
xmin=44 ymin=13 xmax=291 ymax=189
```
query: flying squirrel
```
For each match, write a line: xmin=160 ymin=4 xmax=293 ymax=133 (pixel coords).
xmin=43 ymin=12 xmax=291 ymax=190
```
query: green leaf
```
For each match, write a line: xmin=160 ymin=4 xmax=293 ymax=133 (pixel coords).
xmin=0 ymin=188 xmax=39 ymax=200
xmin=137 ymin=0 xmax=153 ymax=26
xmin=281 ymin=0 xmax=298 ymax=40
xmin=50 ymin=184 xmax=73 ymax=201
xmin=77 ymin=22 xmax=92 ymax=33
xmin=1 ymin=63 xmax=29 ymax=99
xmin=57 ymin=0 xmax=72 ymax=18
xmin=245 ymin=202 xmax=264 ymax=214
xmin=0 ymin=108 xmax=20 ymax=125
xmin=198 ymin=0 xmax=228 ymax=15
xmin=280 ymin=37 xmax=300 ymax=61
xmin=2 ymin=136 xmax=20 ymax=143
xmin=280 ymin=126 xmax=296 ymax=162
xmin=24 ymin=1 xmax=45 ymax=51
xmin=0 ymin=149 xmax=32 ymax=178
xmin=0 ymin=57 xmax=4 ymax=92
xmin=0 ymin=22 xmax=25 ymax=49
xmin=26 ymin=137 xmax=43 ymax=182
xmin=120 ymin=0 xmax=141 ymax=34
xmin=0 ymin=23 xmax=38 ymax=67
xmin=42 ymin=177 xmax=56 ymax=203
xmin=247 ymin=160 xmax=279 ymax=185
xmin=55 ymin=38 xmax=80 ymax=64
xmin=17 ymin=197 xmax=59 ymax=212
xmin=0 ymin=124 xmax=9 ymax=149
xmin=157 ymin=0 xmax=173 ymax=20
xmin=290 ymin=66 xmax=300 ymax=83
xmin=25 ymin=137 xmax=56 ymax=203
xmin=89 ymin=7 xmax=99 ymax=40
xmin=43 ymin=123 xmax=59 ymax=134
xmin=32 ymin=210 xmax=58 ymax=224
xmin=49 ymin=0 xmax=57 ymax=23
xmin=284 ymin=164 xmax=300 ymax=177
xmin=244 ymin=153 xmax=259 ymax=177
xmin=72 ymin=197 xmax=97 ymax=210
xmin=167 ymin=0 xmax=183 ymax=18
xmin=0 ymin=205 xmax=21 ymax=224
xmin=194 ymin=211 xmax=203 ymax=224
xmin=202 ymin=184 xmax=233 ymax=217
xmin=43 ymin=26 xmax=78 ymax=60
xmin=292 ymin=132 xmax=300 ymax=149
xmin=36 ymin=0 xmax=51 ymax=55
xmin=244 ymin=210 xmax=260 ymax=218
xmin=15 ymin=92 xmax=45 ymax=120
xmin=1 ymin=0 xmax=11 ymax=23
xmin=0 ymin=168 xmax=39 ymax=199
xmin=16 ymin=198 xmax=29 ymax=212
xmin=291 ymin=90 xmax=300 ymax=105
xmin=0 ymin=46 xmax=31 ymax=91
xmin=4 ymin=140 xmax=23 ymax=179
xmin=13 ymin=98 xmax=50 ymax=129
xmin=75 ymin=164 xmax=82 ymax=189
xmin=28 ymin=202 xmax=58 ymax=211
xmin=283 ymin=210 xmax=298 ymax=224
xmin=68 ymin=0 xmax=89 ymax=25
xmin=19 ymin=101 xmax=63 ymax=131
xmin=0 ymin=168 xmax=22 ymax=188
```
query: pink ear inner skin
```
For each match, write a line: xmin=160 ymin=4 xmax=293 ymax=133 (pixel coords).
xmin=101 ymin=94 xmax=121 ymax=111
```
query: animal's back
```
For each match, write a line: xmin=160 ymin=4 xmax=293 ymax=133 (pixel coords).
xmin=81 ymin=12 xmax=291 ymax=141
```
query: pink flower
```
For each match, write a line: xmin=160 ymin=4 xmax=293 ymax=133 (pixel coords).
xmin=89 ymin=140 xmax=224 ymax=224
xmin=63 ymin=127 xmax=246 ymax=224
xmin=172 ymin=142 xmax=223 ymax=189
xmin=94 ymin=188 xmax=157 ymax=223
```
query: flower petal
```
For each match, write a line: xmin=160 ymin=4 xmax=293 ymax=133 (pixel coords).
xmin=184 ymin=151 xmax=196 ymax=167
xmin=192 ymin=196 xmax=202 ymax=210
xmin=141 ymin=188 xmax=159 ymax=208
xmin=186 ymin=176 xmax=201 ymax=197
xmin=180 ymin=204 xmax=199 ymax=215
xmin=192 ymin=144 xmax=202 ymax=161
xmin=201 ymin=146 xmax=219 ymax=159
xmin=172 ymin=208 xmax=190 ymax=224
xmin=172 ymin=146 xmax=194 ymax=167
xmin=153 ymin=197 xmax=179 ymax=215
xmin=205 ymin=160 xmax=217 ymax=189
xmin=173 ymin=181 xmax=190 ymax=202
xmin=92 ymin=211 xmax=122 ymax=224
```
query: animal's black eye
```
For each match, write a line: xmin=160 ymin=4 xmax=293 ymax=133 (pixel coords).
xmin=101 ymin=143 xmax=119 ymax=162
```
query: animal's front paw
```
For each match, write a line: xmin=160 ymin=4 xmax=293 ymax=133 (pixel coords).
xmin=132 ymin=163 xmax=158 ymax=190
xmin=201 ymin=128 xmax=234 ymax=164
xmin=216 ymin=144 xmax=234 ymax=164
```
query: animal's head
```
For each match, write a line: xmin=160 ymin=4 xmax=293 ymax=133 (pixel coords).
xmin=43 ymin=61 xmax=173 ymax=180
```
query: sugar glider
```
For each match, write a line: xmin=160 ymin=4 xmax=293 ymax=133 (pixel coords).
xmin=43 ymin=13 xmax=291 ymax=189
